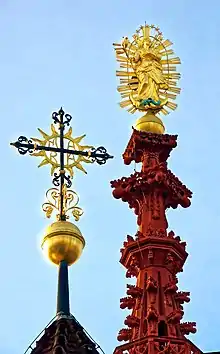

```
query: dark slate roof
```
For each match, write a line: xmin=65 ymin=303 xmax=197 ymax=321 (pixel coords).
xmin=28 ymin=314 xmax=102 ymax=354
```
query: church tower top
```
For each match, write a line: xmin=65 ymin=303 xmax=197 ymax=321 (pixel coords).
xmin=111 ymin=24 xmax=204 ymax=354
xmin=11 ymin=107 xmax=113 ymax=353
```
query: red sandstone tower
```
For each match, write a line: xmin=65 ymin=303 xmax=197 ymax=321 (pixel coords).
xmin=111 ymin=130 xmax=203 ymax=354
xmin=111 ymin=24 xmax=204 ymax=354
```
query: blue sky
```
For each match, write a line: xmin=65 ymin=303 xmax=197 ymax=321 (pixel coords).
xmin=1 ymin=0 xmax=220 ymax=353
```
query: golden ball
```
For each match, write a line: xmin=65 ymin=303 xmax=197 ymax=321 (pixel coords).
xmin=41 ymin=220 xmax=85 ymax=266
xmin=134 ymin=112 xmax=165 ymax=134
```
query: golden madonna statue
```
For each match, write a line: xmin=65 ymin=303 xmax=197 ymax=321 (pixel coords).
xmin=113 ymin=24 xmax=181 ymax=133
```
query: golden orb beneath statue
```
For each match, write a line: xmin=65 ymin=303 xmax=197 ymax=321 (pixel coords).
xmin=134 ymin=112 xmax=165 ymax=134
xmin=41 ymin=220 xmax=85 ymax=266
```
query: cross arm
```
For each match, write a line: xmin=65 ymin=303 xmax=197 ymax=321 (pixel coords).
xmin=10 ymin=136 xmax=113 ymax=165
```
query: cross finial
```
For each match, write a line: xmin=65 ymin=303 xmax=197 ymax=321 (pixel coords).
xmin=10 ymin=108 xmax=113 ymax=221
xmin=10 ymin=107 xmax=113 ymax=319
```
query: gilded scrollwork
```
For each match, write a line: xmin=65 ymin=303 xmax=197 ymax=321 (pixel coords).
xmin=42 ymin=184 xmax=83 ymax=221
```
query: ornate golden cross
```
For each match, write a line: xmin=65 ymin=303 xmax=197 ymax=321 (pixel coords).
xmin=11 ymin=107 xmax=113 ymax=221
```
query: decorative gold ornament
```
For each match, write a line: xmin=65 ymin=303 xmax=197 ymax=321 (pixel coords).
xmin=134 ymin=112 xmax=165 ymax=134
xmin=113 ymin=24 xmax=181 ymax=133
xmin=42 ymin=184 xmax=83 ymax=222
xmin=31 ymin=124 xmax=94 ymax=176
xmin=41 ymin=220 xmax=85 ymax=265
xmin=10 ymin=107 xmax=114 ymax=270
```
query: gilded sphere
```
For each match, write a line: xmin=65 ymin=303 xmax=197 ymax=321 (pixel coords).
xmin=41 ymin=221 xmax=85 ymax=266
xmin=134 ymin=113 xmax=165 ymax=134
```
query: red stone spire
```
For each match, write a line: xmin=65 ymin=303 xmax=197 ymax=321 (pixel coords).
xmin=111 ymin=128 xmax=203 ymax=354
